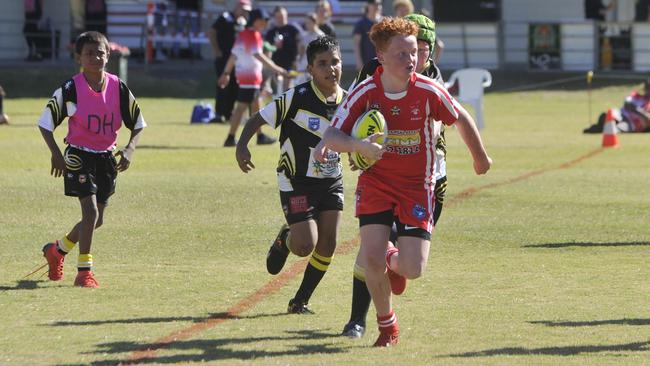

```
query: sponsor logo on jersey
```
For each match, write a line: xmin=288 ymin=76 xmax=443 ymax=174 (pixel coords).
xmin=385 ymin=130 xmax=421 ymax=155
xmin=390 ymin=106 xmax=400 ymax=115
xmin=308 ymin=117 xmax=320 ymax=131
xmin=78 ymin=174 xmax=87 ymax=184
xmin=412 ymin=204 xmax=426 ymax=220
xmin=370 ymin=103 xmax=380 ymax=110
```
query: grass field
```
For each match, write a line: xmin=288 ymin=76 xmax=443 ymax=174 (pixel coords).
xmin=1 ymin=79 xmax=649 ymax=365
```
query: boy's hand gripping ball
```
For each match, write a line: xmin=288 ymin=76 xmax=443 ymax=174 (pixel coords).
xmin=350 ymin=109 xmax=387 ymax=170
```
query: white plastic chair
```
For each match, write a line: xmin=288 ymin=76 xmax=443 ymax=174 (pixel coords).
xmin=444 ymin=68 xmax=492 ymax=130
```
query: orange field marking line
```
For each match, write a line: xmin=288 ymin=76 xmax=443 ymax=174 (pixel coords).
xmin=125 ymin=147 xmax=605 ymax=364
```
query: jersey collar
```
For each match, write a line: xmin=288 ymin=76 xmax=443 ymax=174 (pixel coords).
xmin=310 ymin=79 xmax=344 ymax=104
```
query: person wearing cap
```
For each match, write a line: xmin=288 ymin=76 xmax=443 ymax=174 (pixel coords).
xmin=353 ymin=0 xmax=383 ymax=71
xmin=341 ymin=13 xmax=452 ymax=341
xmin=218 ymin=8 xmax=288 ymax=147
xmin=208 ymin=0 xmax=251 ymax=123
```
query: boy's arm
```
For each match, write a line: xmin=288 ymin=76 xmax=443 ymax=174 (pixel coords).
xmin=314 ymin=126 xmax=384 ymax=163
xmin=115 ymin=128 xmax=143 ymax=172
xmin=454 ymin=106 xmax=492 ymax=175
xmin=235 ymin=113 xmax=267 ymax=173
xmin=254 ymin=52 xmax=287 ymax=76
xmin=39 ymin=126 xmax=65 ymax=177
xmin=218 ymin=54 xmax=237 ymax=89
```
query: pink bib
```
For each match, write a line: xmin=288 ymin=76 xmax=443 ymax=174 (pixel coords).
xmin=66 ymin=73 xmax=123 ymax=151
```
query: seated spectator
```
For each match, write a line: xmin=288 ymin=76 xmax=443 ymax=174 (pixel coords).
xmin=584 ymin=78 xmax=650 ymax=133
xmin=0 ymin=85 xmax=9 ymax=125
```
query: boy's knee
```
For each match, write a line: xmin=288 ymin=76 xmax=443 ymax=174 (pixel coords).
xmin=402 ymin=261 xmax=427 ymax=279
xmin=290 ymin=242 xmax=315 ymax=257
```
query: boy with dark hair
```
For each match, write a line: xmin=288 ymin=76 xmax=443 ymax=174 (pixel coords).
xmin=219 ymin=8 xmax=287 ymax=147
xmin=235 ymin=36 xmax=346 ymax=314
xmin=38 ymin=31 xmax=146 ymax=288
xmin=315 ymin=18 xmax=491 ymax=346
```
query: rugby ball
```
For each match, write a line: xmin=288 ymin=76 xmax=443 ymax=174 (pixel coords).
xmin=350 ymin=109 xmax=387 ymax=170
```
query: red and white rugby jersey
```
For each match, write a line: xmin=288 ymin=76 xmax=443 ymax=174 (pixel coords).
xmin=332 ymin=66 xmax=460 ymax=185
xmin=231 ymin=28 xmax=263 ymax=88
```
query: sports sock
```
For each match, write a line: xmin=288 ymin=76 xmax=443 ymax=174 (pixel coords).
xmin=348 ymin=263 xmax=371 ymax=325
xmin=57 ymin=234 xmax=76 ymax=255
xmin=377 ymin=309 xmax=398 ymax=335
xmin=77 ymin=253 xmax=93 ymax=271
xmin=293 ymin=251 xmax=331 ymax=303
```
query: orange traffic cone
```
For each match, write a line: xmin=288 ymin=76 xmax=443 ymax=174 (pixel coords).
xmin=602 ymin=108 xmax=619 ymax=148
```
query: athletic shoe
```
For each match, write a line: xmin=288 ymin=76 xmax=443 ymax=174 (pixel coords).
xmin=42 ymin=242 xmax=64 ymax=281
xmin=341 ymin=321 xmax=366 ymax=338
xmin=74 ymin=271 xmax=99 ymax=288
xmin=266 ymin=224 xmax=290 ymax=275
xmin=386 ymin=247 xmax=406 ymax=295
xmin=223 ymin=135 xmax=237 ymax=147
xmin=287 ymin=298 xmax=315 ymax=314
xmin=257 ymin=133 xmax=277 ymax=145
xmin=373 ymin=331 xmax=399 ymax=347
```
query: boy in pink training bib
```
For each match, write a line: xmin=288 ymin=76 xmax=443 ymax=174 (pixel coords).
xmin=37 ymin=31 xmax=147 ymax=288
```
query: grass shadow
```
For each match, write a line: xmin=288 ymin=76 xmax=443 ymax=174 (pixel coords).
xmin=440 ymin=340 xmax=650 ymax=358
xmin=0 ymin=279 xmax=45 ymax=291
xmin=74 ymin=329 xmax=346 ymax=365
xmin=529 ymin=318 xmax=650 ymax=327
xmin=522 ymin=241 xmax=650 ymax=249
xmin=47 ymin=311 xmax=288 ymax=327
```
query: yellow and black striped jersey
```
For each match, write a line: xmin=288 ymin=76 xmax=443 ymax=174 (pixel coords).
xmin=259 ymin=80 xmax=346 ymax=180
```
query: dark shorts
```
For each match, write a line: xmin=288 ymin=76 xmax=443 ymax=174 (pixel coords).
xmin=279 ymin=176 xmax=344 ymax=225
xmin=63 ymin=146 xmax=117 ymax=204
xmin=237 ymin=88 xmax=260 ymax=104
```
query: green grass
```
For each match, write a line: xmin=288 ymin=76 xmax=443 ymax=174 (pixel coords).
xmin=1 ymin=83 xmax=649 ymax=365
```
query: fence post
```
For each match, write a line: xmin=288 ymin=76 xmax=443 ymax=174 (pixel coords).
xmin=145 ymin=1 xmax=155 ymax=64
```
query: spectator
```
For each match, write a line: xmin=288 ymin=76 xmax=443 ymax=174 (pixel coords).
xmin=85 ymin=0 xmax=107 ymax=35
xmin=0 ymin=85 xmax=9 ymax=125
xmin=392 ymin=0 xmax=413 ymax=16
xmin=636 ymin=0 xmax=650 ymax=21
xmin=584 ymin=78 xmax=650 ymax=133
xmin=154 ymin=1 xmax=171 ymax=61
xmin=208 ymin=0 xmax=251 ymax=123
xmin=218 ymin=8 xmax=287 ymax=147
xmin=172 ymin=0 xmax=202 ymax=59
xmin=585 ymin=0 xmax=615 ymax=20
xmin=295 ymin=13 xmax=325 ymax=84
xmin=353 ymin=0 xmax=382 ymax=71
xmin=23 ymin=0 xmax=44 ymax=61
xmin=265 ymin=6 xmax=302 ymax=93
xmin=315 ymin=0 xmax=336 ymax=38
xmin=70 ymin=0 xmax=85 ymax=45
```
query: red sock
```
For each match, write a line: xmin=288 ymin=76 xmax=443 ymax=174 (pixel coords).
xmin=377 ymin=309 xmax=399 ymax=335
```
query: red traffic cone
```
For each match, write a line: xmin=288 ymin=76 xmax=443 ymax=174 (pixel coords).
xmin=602 ymin=108 xmax=619 ymax=148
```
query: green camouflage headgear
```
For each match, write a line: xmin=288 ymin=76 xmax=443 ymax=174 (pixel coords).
xmin=403 ymin=13 xmax=436 ymax=51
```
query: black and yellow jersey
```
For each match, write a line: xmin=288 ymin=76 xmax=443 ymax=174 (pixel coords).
xmin=259 ymin=80 xmax=346 ymax=181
